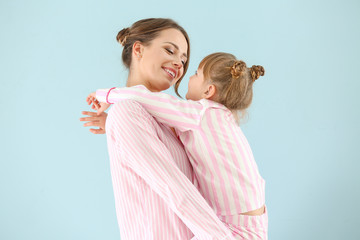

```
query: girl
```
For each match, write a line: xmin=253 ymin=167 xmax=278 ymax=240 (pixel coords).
xmin=89 ymin=52 xmax=268 ymax=239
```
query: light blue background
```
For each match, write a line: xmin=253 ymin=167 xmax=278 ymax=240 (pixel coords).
xmin=1 ymin=0 xmax=359 ymax=239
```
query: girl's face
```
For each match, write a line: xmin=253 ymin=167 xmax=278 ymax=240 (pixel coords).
xmin=138 ymin=28 xmax=188 ymax=92
xmin=186 ymin=68 xmax=209 ymax=101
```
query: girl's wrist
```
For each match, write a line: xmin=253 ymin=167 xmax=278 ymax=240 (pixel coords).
xmin=106 ymin=87 xmax=116 ymax=104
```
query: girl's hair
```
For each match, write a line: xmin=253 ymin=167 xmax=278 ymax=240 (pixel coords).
xmin=199 ymin=52 xmax=265 ymax=112
xmin=116 ymin=18 xmax=190 ymax=97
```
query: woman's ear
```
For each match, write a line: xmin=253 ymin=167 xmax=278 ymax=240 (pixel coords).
xmin=203 ymin=84 xmax=217 ymax=100
xmin=132 ymin=41 xmax=144 ymax=59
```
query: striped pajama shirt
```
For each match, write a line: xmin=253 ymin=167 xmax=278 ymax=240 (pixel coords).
xmin=105 ymin=99 xmax=234 ymax=239
xmin=99 ymin=85 xmax=267 ymax=240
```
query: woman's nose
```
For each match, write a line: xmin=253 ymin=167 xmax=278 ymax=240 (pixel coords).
xmin=172 ymin=58 xmax=183 ymax=69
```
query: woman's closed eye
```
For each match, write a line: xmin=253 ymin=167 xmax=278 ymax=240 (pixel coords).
xmin=166 ymin=48 xmax=185 ymax=66
xmin=165 ymin=48 xmax=174 ymax=54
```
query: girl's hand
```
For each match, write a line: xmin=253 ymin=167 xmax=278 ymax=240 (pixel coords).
xmin=86 ymin=92 xmax=111 ymax=114
xmin=80 ymin=111 xmax=108 ymax=134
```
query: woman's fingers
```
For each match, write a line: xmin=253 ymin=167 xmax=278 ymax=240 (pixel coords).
xmin=89 ymin=128 xmax=106 ymax=134
xmin=79 ymin=116 xmax=99 ymax=122
xmin=80 ymin=109 xmax=106 ymax=134
xmin=80 ymin=111 xmax=103 ymax=123
xmin=83 ymin=121 xmax=101 ymax=127
xmin=81 ymin=111 xmax=98 ymax=117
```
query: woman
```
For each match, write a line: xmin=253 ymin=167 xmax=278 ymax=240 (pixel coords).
xmin=80 ymin=18 xmax=234 ymax=240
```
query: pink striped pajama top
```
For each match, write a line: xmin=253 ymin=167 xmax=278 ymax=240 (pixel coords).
xmin=103 ymin=90 xmax=235 ymax=239
xmin=98 ymin=85 xmax=267 ymax=239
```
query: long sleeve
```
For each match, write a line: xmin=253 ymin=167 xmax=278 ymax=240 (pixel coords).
xmin=106 ymin=99 xmax=234 ymax=240
xmin=96 ymin=85 xmax=204 ymax=132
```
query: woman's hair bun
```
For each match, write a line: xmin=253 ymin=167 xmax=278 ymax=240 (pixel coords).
xmin=116 ymin=27 xmax=131 ymax=46
xmin=250 ymin=65 xmax=265 ymax=81
xmin=230 ymin=60 xmax=247 ymax=79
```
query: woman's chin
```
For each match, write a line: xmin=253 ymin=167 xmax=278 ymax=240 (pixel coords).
xmin=155 ymin=81 xmax=171 ymax=92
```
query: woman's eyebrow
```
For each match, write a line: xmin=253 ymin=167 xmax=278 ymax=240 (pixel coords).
xmin=164 ymin=42 xmax=188 ymax=59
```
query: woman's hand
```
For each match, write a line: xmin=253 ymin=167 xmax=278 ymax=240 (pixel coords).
xmin=80 ymin=111 xmax=108 ymax=134
xmin=86 ymin=92 xmax=111 ymax=114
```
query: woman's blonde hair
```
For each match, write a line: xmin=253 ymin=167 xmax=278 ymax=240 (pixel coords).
xmin=116 ymin=18 xmax=190 ymax=97
xmin=199 ymin=52 xmax=264 ymax=113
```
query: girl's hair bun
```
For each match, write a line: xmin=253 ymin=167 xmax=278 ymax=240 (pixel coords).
xmin=250 ymin=65 xmax=265 ymax=81
xmin=230 ymin=60 xmax=247 ymax=79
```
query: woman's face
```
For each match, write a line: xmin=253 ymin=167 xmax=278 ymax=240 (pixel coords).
xmin=138 ymin=28 xmax=188 ymax=92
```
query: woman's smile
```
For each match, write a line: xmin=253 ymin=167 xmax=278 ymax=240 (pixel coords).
xmin=163 ymin=67 xmax=177 ymax=80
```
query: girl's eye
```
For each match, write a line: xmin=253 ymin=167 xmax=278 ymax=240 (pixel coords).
xmin=181 ymin=60 xmax=185 ymax=66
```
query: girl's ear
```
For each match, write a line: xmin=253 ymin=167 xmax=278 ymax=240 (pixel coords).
xmin=203 ymin=84 xmax=217 ymax=100
xmin=132 ymin=41 xmax=144 ymax=59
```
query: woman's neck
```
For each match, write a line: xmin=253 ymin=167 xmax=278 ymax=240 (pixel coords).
xmin=126 ymin=70 xmax=153 ymax=91
xmin=126 ymin=76 xmax=144 ymax=88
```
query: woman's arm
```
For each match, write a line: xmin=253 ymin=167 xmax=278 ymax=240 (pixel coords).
xmin=96 ymin=85 xmax=204 ymax=132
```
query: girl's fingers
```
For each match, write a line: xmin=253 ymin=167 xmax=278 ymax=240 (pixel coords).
xmin=92 ymin=100 xmax=100 ymax=108
xmin=87 ymin=97 xmax=93 ymax=105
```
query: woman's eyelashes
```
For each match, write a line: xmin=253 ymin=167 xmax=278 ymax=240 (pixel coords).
xmin=165 ymin=48 xmax=174 ymax=54
xmin=165 ymin=48 xmax=186 ymax=66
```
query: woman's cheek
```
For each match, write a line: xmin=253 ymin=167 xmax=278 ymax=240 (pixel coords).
xmin=179 ymin=69 xmax=184 ymax=79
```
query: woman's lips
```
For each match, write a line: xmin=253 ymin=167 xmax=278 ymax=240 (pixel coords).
xmin=163 ymin=67 xmax=177 ymax=79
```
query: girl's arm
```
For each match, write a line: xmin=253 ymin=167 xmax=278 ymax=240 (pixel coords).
xmin=96 ymin=85 xmax=204 ymax=132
